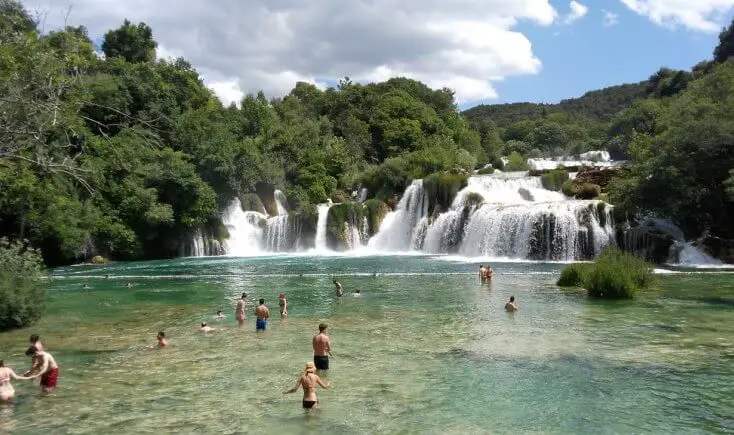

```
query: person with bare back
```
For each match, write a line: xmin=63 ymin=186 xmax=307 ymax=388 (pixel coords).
xmin=312 ymin=323 xmax=332 ymax=371
xmin=278 ymin=293 xmax=288 ymax=318
xmin=25 ymin=346 xmax=59 ymax=393
xmin=283 ymin=361 xmax=330 ymax=409
xmin=235 ymin=292 xmax=247 ymax=327
xmin=255 ymin=298 xmax=269 ymax=331
xmin=0 ymin=360 xmax=34 ymax=401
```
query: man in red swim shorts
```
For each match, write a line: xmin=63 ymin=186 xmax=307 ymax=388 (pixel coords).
xmin=25 ymin=346 xmax=59 ymax=392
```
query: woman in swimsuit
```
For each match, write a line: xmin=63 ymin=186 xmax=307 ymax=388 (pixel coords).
xmin=0 ymin=360 xmax=33 ymax=401
xmin=283 ymin=361 xmax=330 ymax=409
xmin=278 ymin=293 xmax=288 ymax=318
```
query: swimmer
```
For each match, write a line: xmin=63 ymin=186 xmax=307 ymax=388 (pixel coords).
xmin=236 ymin=292 xmax=247 ymax=327
xmin=126 ymin=282 xmax=132 ymax=288
xmin=200 ymin=322 xmax=215 ymax=333
xmin=215 ymin=310 xmax=226 ymax=319
xmin=157 ymin=331 xmax=168 ymax=348
xmin=485 ymin=265 xmax=494 ymax=281
xmin=25 ymin=347 xmax=59 ymax=393
xmin=0 ymin=360 xmax=34 ymax=401
xmin=255 ymin=298 xmax=269 ymax=331
xmin=278 ymin=293 xmax=288 ymax=318
xmin=333 ymin=280 xmax=344 ymax=297
xmin=104 ymin=274 xmax=110 ymax=280
xmin=505 ymin=296 xmax=518 ymax=312
xmin=354 ymin=289 xmax=362 ymax=297
xmin=479 ymin=265 xmax=486 ymax=281
xmin=283 ymin=361 xmax=330 ymax=409
xmin=29 ymin=334 xmax=44 ymax=352
xmin=83 ymin=284 xmax=90 ymax=289
xmin=312 ymin=323 xmax=332 ymax=371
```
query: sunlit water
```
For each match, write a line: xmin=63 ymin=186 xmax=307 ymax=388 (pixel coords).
xmin=1 ymin=256 xmax=733 ymax=434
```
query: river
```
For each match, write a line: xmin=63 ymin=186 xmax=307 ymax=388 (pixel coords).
xmin=0 ymin=255 xmax=732 ymax=433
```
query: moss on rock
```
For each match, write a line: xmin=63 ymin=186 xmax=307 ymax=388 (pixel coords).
xmin=364 ymin=199 xmax=391 ymax=235
xmin=326 ymin=203 xmax=365 ymax=250
xmin=239 ymin=193 xmax=265 ymax=213
xmin=423 ymin=172 xmax=468 ymax=215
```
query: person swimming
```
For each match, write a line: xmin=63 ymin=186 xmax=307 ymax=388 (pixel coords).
xmin=200 ymin=322 xmax=215 ymax=333
xmin=215 ymin=310 xmax=226 ymax=319
xmin=0 ymin=360 xmax=34 ymax=401
xmin=505 ymin=296 xmax=518 ymax=312
xmin=354 ymin=289 xmax=362 ymax=297
xmin=283 ymin=361 xmax=330 ymax=409
xmin=157 ymin=331 xmax=168 ymax=348
xmin=278 ymin=293 xmax=288 ymax=318
xmin=255 ymin=299 xmax=269 ymax=331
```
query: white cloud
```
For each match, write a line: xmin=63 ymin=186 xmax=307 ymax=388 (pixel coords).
xmin=603 ymin=10 xmax=620 ymax=27
xmin=619 ymin=0 xmax=734 ymax=33
xmin=19 ymin=0 xmax=560 ymax=104
xmin=563 ymin=1 xmax=589 ymax=24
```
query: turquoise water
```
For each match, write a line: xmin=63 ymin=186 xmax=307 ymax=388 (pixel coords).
xmin=0 ymin=255 xmax=733 ymax=434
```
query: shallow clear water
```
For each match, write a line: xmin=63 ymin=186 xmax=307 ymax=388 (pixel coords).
xmin=1 ymin=255 xmax=733 ymax=434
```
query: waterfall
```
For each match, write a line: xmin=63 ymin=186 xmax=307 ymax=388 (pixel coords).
xmin=222 ymin=198 xmax=266 ymax=256
xmin=265 ymin=215 xmax=290 ymax=252
xmin=344 ymin=221 xmax=362 ymax=250
xmin=314 ymin=203 xmax=332 ymax=251
xmin=274 ymin=189 xmax=288 ymax=216
xmin=672 ymin=242 xmax=722 ymax=266
xmin=358 ymin=187 xmax=368 ymax=203
xmin=368 ymin=180 xmax=428 ymax=251
xmin=190 ymin=229 xmax=206 ymax=257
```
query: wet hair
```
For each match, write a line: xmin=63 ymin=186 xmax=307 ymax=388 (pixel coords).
xmin=25 ymin=346 xmax=38 ymax=356
xmin=510 ymin=296 xmax=515 ymax=302
xmin=216 ymin=310 xmax=222 ymax=315
xmin=479 ymin=265 xmax=483 ymax=268
xmin=157 ymin=331 xmax=165 ymax=338
xmin=356 ymin=289 xmax=361 ymax=293
xmin=259 ymin=298 xmax=265 ymax=304
xmin=201 ymin=322 xmax=207 ymax=327
xmin=241 ymin=292 xmax=247 ymax=299
xmin=319 ymin=323 xmax=328 ymax=332
xmin=30 ymin=334 xmax=39 ymax=343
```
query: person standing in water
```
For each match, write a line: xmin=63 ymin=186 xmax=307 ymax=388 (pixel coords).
xmin=479 ymin=265 xmax=486 ymax=282
xmin=30 ymin=334 xmax=44 ymax=352
xmin=505 ymin=296 xmax=518 ymax=312
xmin=283 ymin=361 xmax=330 ymax=409
xmin=333 ymin=280 xmax=344 ymax=297
xmin=25 ymin=346 xmax=59 ymax=393
xmin=312 ymin=323 xmax=332 ymax=371
xmin=0 ymin=361 xmax=34 ymax=401
xmin=157 ymin=331 xmax=168 ymax=348
xmin=255 ymin=299 xmax=269 ymax=331
xmin=235 ymin=292 xmax=247 ymax=327
xmin=278 ymin=293 xmax=288 ymax=318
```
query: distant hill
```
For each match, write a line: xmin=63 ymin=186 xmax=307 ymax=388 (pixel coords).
xmin=462 ymin=81 xmax=651 ymax=127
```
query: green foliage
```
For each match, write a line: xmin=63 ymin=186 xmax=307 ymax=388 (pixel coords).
xmin=557 ymin=248 xmax=655 ymax=299
xmin=556 ymin=263 xmax=590 ymax=287
xmin=423 ymin=172 xmax=469 ymax=214
xmin=364 ymin=199 xmax=390 ymax=235
xmin=562 ymin=181 xmax=601 ymax=199
xmin=0 ymin=238 xmax=45 ymax=331
xmin=326 ymin=202 xmax=364 ymax=248
xmin=240 ymin=193 xmax=265 ymax=213
xmin=541 ymin=168 xmax=569 ymax=191
xmin=477 ymin=167 xmax=495 ymax=175
xmin=714 ymin=19 xmax=734 ymax=63
xmin=102 ymin=19 xmax=157 ymax=63
xmin=504 ymin=152 xmax=529 ymax=171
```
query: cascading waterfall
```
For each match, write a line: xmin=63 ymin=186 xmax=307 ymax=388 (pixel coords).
xmin=222 ymin=198 xmax=266 ymax=256
xmin=314 ymin=203 xmax=332 ymax=251
xmin=265 ymin=215 xmax=290 ymax=252
xmin=368 ymin=180 xmax=428 ymax=251
xmin=274 ymin=190 xmax=288 ymax=216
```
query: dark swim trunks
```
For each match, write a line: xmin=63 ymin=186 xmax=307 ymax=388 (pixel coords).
xmin=256 ymin=318 xmax=267 ymax=331
xmin=40 ymin=367 xmax=59 ymax=388
xmin=314 ymin=355 xmax=329 ymax=370
xmin=302 ymin=400 xmax=317 ymax=409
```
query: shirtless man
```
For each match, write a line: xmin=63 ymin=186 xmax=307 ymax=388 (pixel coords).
xmin=485 ymin=265 xmax=494 ymax=280
xmin=157 ymin=331 xmax=168 ymax=348
xmin=312 ymin=323 xmax=332 ymax=371
xmin=283 ymin=361 xmax=330 ymax=409
xmin=333 ymin=280 xmax=344 ymax=297
xmin=25 ymin=346 xmax=59 ymax=393
xmin=235 ymin=292 xmax=247 ymax=327
xmin=278 ymin=293 xmax=288 ymax=318
xmin=255 ymin=299 xmax=269 ymax=332
xmin=479 ymin=265 xmax=487 ymax=282
xmin=200 ymin=322 xmax=215 ymax=333
xmin=505 ymin=296 xmax=518 ymax=312
xmin=0 ymin=360 xmax=34 ymax=401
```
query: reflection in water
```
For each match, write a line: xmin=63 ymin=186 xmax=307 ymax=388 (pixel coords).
xmin=0 ymin=257 xmax=732 ymax=433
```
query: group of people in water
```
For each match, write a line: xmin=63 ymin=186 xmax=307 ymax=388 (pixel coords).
xmin=0 ymin=335 xmax=60 ymax=401
xmin=3 ymin=267 xmax=516 ymax=408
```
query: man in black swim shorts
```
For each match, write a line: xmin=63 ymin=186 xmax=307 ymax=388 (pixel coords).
xmin=312 ymin=323 xmax=332 ymax=370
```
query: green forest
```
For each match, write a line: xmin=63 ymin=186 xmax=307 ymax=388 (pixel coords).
xmin=1 ymin=0 xmax=734 ymax=269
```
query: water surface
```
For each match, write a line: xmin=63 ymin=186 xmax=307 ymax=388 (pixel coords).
xmin=1 ymin=256 xmax=732 ymax=434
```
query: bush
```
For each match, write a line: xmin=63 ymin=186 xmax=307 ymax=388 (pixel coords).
xmin=477 ymin=167 xmax=495 ymax=175
xmin=504 ymin=152 xmax=529 ymax=171
xmin=561 ymin=181 xmax=601 ymax=199
xmin=364 ymin=199 xmax=391 ymax=235
xmin=0 ymin=239 xmax=46 ymax=331
xmin=556 ymin=263 xmax=590 ymax=287
xmin=541 ymin=168 xmax=569 ymax=191
xmin=491 ymin=157 xmax=505 ymax=171
xmin=240 ymin=193 xmax=265 ymax=212
xmin=557 ymin=247 xmax=655 ymax=299
xmin=561 ymin=180 xmax=579 ymax=197
xmin=423 ymin=172 xmax=469 ymax=214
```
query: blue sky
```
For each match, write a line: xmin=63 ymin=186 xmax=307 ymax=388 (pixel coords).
xmin=481 ymin=1 xmax=732 ymax=107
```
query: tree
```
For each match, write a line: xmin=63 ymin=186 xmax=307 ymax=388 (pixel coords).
xmin=102 ymin=19 xmax=157 ymax=63
xmin=0 ymin=238 xmax=45 ymax=331
xmin=714 ymin=19 xmax=734 ymax=63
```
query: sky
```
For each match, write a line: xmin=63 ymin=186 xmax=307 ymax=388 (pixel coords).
xmin=19 ymin=0 xmax=734 ymax=109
